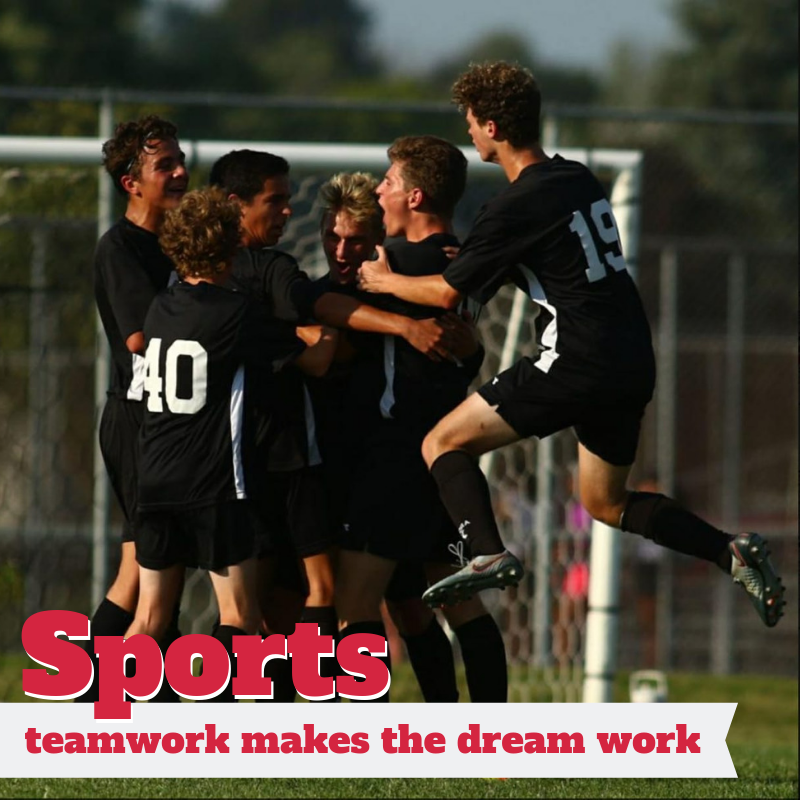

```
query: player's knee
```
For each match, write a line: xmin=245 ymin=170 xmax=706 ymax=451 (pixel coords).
xmin=422 ymin=428 xmax=455 ymax=468
xmin=581 ymin=493 xmax=624 ymax=528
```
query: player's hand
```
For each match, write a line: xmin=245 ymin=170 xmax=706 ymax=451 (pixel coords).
xmin=439 ymin=310 xmax=480 ymax=360
xmin=357 ymin=245 xmax=392 ymax=293
xmin=441 ymin=245 xmax=461 ymax=261
xmin=402 ymin=317 xmax=453 ymax=362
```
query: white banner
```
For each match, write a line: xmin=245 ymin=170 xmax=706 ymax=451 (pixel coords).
xmin=0 ymin=702 xmax=736 ymax=778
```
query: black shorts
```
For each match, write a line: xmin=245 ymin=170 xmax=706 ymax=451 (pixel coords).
xmin=477 ymin=357 xmax=655 ymax=467
xmin=135 ymin=500 xmax=256 ymax=571
xmin=249 ymin=466 xmax=332 ymax=559
xmin=342 ymin=424 xmax=465 ymax=563
xmin=99 ymin=396 xmax=143 ymax=543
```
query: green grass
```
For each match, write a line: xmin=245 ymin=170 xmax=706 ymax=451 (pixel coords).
xmin=1 ymin=655 xmax=796 ymax=799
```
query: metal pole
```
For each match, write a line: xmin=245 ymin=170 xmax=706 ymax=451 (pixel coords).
xmin=582 ymin=159 xmax=643 ymax=702
xmin=23 ymin=226 xmax=48 ymax=620
xmin=91 ymin=92 xmax=113 ymax=612
xmin=712 ymin=252 xmax=745 ymax=674
xmin=656 ymin=247 xmax=678 ymax=670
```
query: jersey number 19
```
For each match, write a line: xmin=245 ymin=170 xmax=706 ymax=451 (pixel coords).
xmin=144 ymin=338 xmax=208 ymax=414
xmin=569 ymin=198 xmax=627 ymax=283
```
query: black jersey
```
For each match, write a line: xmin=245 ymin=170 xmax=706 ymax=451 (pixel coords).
xmin=375 ymin=233 xmax=484 ymax=428
xmin=138 ymin=282 xmax=303 ymax=511
xmin=94 ymin=217 xmax=176 ymax=400
xmin=227 ymin=247 xmax=320 ymax=471
xmin=444 ymin=156 xmax=655 ymax=389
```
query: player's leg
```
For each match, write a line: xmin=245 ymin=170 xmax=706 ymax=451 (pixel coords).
xmin=422 ymin=391 xmax=520 ymax=556
xmin=426 ymin=563 xmax=508 ymax=702
xmin=335 ymin=549 xmax=395 ymax=701
xmin=420 ymin=392 xmax=526 ymax=606
xmin=385 ymin=562 xmax=459 ymax=703
xmin=577 ymin=438 xmax=786 ymax=628
xmin=125 ymin=563 xmax=184 ymax=639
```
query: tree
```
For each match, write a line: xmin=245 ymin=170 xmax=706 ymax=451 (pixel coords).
xmin=650 ymin=0 xmax=798 ymax=238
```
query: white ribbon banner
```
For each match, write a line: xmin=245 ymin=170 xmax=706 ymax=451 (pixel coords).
xmin=0 ymin=702 xmax=736 ymax=778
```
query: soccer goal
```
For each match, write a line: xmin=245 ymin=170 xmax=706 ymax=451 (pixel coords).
xmin=0 ymin=135 xmax=642 ymax=703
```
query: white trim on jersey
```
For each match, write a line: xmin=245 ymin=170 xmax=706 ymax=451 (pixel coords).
xmin=379 ymin=335 xmax=396 ymax=419
xmin=518 ymin=265 xmax=560 ymax=373
xmin=230 ymin=365 xmax=246 ymax=499
xmin=303 ymin=384 xmax=323 ymax=467
xmin=127 ymin=352 xmax=146 ymax=401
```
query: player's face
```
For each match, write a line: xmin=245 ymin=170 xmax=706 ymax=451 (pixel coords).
xmin=130 ymin=138 xmax=188 ymax=211
xmin=376 ymin=161 xmax=413 ymax=237
xmin=239 ymin=175 xmax=292 ymax=248
xmin=466 ymin=108 xmax=496 ymax=163
xmin=322 ymin=211 xmax=382 ymax=285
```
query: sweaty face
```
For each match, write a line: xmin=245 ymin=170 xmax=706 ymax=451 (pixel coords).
xmin=466 ymin=108 xmax=496 ymax=163
xmin=129 ymin=138 xmax=188 ymax=212
xmin=322 ymin=211 xmax=382 ymax=285
xmin=376 ymin=161 xmax=413 ymax=238
xmin=239 ymin=175 xmax=292 ymax=248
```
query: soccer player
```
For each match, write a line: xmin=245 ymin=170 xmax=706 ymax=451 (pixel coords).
xmin=357 ymin=61 xmax=785 ymax=627
xmin=127 ymin=187 xmax=306 ymax=704
xmin=209 ymin=149 xmax=340 ymax=701
xmin=320 ymin=142 xmax=507 ymax=703
xmin=78 ymin=115 xmax=189 ymax=703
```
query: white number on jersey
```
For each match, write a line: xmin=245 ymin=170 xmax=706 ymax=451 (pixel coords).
xmin=144 ymin=337 xmax=208 ymax=415
xmin=569 ymin=198 xmax=627 ymax=283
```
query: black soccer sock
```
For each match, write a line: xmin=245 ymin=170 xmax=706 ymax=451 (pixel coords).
xmin=74 ymin=598 xmax=134 ymax=703
xmin=401 ymin=617 xmax=459 ymax=703
xmin=151 ymin=602 xmax=182 ymax=703
xmin=454 ymin=614 xmax=508 ymax=703
xmin=621 ymin=492 xmax=734 ymax=572
xmin=199 ymin=624 xmax=245 ymax=702
xmin=258 ymin=649 xmax=296 ymax=703
xmin=430 ymin=451 xmax=505 ymax=557
xmin=338 ymin=621 xmax=391 ymax=702
xmin=300 ymin=606 xmax=339 ymax=702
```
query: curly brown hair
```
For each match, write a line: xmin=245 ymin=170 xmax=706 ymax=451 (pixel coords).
xmin=159 ymin=187 xmax=242 ymax=279
xmin=318 ymin=172 xmax=383 ymax=234
xmin=387 ymin=135 xmax=467 ymax=216
xmin=102 ymin=114 xmax=179 ymax=195
xmin=452 ymin=61 xmax=541 ymax=147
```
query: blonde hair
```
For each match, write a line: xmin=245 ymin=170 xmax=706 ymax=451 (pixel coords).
xmin=318 ymin=172 xmax=383 ymax=235
xmin=159 ymin=187 xmax=242 ymax=279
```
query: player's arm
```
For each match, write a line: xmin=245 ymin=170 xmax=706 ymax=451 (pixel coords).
xmin=293 ymin=324 xmax=339 ymax=378
xmin=357 ymin=245 xmax=462 ymax=310
xmin=311 ymin=290 xmax=452 ymax=361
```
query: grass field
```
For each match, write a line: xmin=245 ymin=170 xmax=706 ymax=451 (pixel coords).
xmin=0 ymin=655 xmax=796 ymax=799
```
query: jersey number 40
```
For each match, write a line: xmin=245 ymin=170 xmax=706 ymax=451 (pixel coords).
xmin=569 ymin=198 xmax=627 ymax=283
xmin=144 ymin=338 xmax=208 ymax=414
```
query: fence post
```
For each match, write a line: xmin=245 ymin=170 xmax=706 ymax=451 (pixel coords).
xmin=712 ymin=251 xmax=746 ymax=674
xmin=91 ymin=91 xmax=114 ymax=613
xmin=656 ymin=246 xmax=678 ymax=670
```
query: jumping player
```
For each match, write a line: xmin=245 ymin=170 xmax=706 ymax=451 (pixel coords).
xmin=357 ymin=61 xmax=785 ymax=627
xmin=79 ymin=115 xmax=189 ymax=703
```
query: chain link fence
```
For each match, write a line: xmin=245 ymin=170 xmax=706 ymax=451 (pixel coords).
xmin=0 ymin=93 xmax=796 ymax=703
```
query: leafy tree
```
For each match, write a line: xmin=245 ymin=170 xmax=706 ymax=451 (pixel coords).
xmin=650 ymin=0 xmax=797 ymax=238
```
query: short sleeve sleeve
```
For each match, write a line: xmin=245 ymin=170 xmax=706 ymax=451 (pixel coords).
xmin=443 ymin=205 xmax=527 ymax=305
xmin=96 ymin=241 xmax=160 ymax=341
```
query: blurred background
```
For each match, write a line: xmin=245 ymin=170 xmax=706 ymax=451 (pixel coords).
xmin=0 ymin=0 xmax=796 ymax=701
